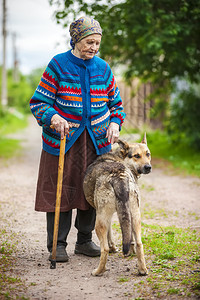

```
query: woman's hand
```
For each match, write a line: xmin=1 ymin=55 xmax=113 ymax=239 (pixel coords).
xmin=106 ymin=122 xmax=120 ymax=145
xmin=51 ymin=114 xmax=70 ymax=139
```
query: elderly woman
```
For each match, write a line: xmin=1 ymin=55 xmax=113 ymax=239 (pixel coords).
xmin=30 ymin=16 xmax=126 ymax=262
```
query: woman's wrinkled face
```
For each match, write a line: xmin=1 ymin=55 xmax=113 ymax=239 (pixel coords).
xmin=74 ymin=34 xmax=102 ymax=60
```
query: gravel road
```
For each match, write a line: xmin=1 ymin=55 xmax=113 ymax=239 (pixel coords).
xmin=0 ymin=117 xmax=199 ymax=299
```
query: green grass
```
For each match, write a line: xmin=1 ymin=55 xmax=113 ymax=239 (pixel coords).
xmin=140 ymin=183 xmax=155 ymax=192
xmin=0 ymin=110 xmax=28 ymax=135
xmin=142 ymin=206 xmax=169 ymax=219
xmin=113 ymin=222 xmax=200 ymax=299
xmin=0 ymin=110 xmax=28 ymax=158
xmin=121 ymin=129 xmax=200 ymax=177
xmin=0 ymin=138 xmax=21 ymax=158
xmin=118 ymin=277 xmax=130 ymax=283
xmin=0 ymin=228 xmax=28 ymax=299
xmin=145 ymin=130 xmax=200 ymax=177
xmin=142 ymin=224 xmax=200 ymax=262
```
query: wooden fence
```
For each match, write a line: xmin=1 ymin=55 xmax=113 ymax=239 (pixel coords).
xmin=117 ymin=79 xmax=159 ymax=129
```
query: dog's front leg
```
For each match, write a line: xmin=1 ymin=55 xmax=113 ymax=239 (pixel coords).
xmin=92 ymin=216 xmax=109 ymax=276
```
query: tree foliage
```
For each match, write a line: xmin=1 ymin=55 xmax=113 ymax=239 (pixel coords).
xmin=49 ymin=0 xmax=200 ymax=84
xmin=49 ymin=0 xmax=200 ymax=147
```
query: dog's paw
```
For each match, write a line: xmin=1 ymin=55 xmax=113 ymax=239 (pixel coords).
xmin=92 ymin=268 xmax=103 ymax=276
xmin=109 ymin=246 xmax=117 ymax=253
xmin=138 ymin=267 xmax=148 ymax=276
xmin=92 ymin=267 xmax=108 ymax=276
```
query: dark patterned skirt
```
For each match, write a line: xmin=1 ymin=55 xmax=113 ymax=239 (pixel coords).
xmin=35 ymin=130 xmax=97 ymax=212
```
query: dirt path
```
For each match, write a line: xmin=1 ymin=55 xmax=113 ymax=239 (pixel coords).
xmin=0 ymin=118 xmax=200 ymax=299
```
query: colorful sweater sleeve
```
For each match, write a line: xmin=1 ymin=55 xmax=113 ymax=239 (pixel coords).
xmin=106 ymin=65 xmax=126 ymax=127
xmin=29 ymin=58 xmax=59 ymax=127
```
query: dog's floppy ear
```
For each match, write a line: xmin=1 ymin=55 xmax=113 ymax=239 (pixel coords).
xmin=117 ymin=139 xmax=129 ymax=157
xmin=141 ymin=132 xmax=147 ymax=144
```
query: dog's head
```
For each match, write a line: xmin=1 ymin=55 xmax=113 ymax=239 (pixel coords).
xmin=117 ymin=133 xmax=152 ymax=176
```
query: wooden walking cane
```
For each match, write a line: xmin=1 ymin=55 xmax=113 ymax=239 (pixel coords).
xmin=50 ymin=127 xmax=66 ymax=269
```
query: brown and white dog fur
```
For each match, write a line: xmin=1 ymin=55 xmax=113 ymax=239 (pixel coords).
xmin=83 ymin=134 xmax=151 ymax=276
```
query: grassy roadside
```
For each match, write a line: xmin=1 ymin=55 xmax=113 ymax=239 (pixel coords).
xmin=0 ymin=228 xmax=28 ymax=299
xmin=0 ymin=110 xmax=29 ymax=298
xmin=0 ymin=184 xmax=29 ymax=299
xmin=146 ymin=131 xmax=200 ymax=178
xmin=112 ymin=222 xmax=200 ymax=299
xmin=121 ymin=128 xmax=200 ymax=178
xmin=0 ymin=110 xmax=28 ymax=159
xmin=140 ymin=224 xmax=200 ymax=299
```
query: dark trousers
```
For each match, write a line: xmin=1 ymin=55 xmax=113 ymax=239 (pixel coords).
xmin=46 ymin=207 xmax=96 ymax=252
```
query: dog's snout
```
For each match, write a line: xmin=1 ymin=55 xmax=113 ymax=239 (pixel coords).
xmin=144 ymin=164 xmax=152 ymax=173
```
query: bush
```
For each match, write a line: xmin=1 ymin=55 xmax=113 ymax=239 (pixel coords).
xmin=0 ymin=66 xmax=43 ymax=114
xmin=7 ymin=70 xmax=33 ymax=113
xmin=139 ymin=130 xmax=200 ymax=177
xmin=168 ymin=86 xmax=200 ymax=150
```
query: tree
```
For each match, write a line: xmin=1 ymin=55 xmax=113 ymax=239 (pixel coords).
xmin=49 ymin=0 xmax=200 ymax=84
xmin=49 ymin=0 xmax=200 ymax=146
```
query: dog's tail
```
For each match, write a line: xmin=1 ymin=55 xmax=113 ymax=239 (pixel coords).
xmin=111 ymin=177 xmax=132 ymax=255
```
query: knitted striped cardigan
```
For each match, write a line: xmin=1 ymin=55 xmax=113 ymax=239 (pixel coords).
xmin=30 ymin=50 xmax=126 ymax=156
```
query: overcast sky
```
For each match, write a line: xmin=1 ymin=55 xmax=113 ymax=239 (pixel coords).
xmin=0 ymin=0 xmax=70 ymax=74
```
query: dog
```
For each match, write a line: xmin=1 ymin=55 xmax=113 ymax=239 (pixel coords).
xmin=83 ymin=133 xmax=151 ymax=276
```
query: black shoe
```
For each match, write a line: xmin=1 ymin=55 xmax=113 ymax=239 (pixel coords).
xmin=74 ymin=241 xmax=101 ymax=257
xmin=49 ymin=246 xmax=69 ymax=262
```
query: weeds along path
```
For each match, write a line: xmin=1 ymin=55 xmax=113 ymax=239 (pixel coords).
xmin=0 ymin=117 xmax=200 ymax=299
